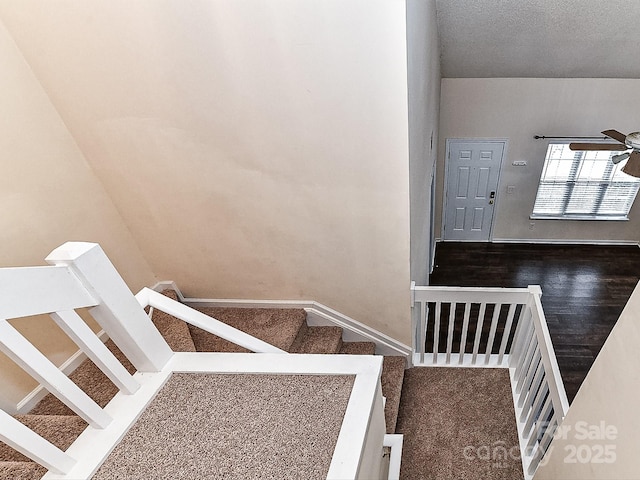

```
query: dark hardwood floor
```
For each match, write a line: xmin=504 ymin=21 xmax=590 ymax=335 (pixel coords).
xmin=428 ymin=242 xmax=640 ymax=403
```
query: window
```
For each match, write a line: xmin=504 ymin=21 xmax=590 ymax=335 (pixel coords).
xmin=532 ymin=143 xmax=640 ymax=220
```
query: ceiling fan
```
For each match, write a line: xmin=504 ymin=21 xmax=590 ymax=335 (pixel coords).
xmin=570 ymin=130 xmax=640 ymax=178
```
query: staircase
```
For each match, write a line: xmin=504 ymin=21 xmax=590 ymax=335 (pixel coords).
xmin=0 ymin=290 xmax=406 ymax=479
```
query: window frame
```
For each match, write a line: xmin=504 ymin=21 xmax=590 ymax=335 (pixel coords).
xmin=531 ymin=142 xmax=640 ymax=221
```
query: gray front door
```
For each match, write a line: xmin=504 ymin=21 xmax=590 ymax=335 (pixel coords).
xmin=443 ymin=140 xmax=504 ymax=241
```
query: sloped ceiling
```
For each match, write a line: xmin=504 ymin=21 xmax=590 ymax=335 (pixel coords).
xmin=436 ymin=0 xmax=640 ymax=78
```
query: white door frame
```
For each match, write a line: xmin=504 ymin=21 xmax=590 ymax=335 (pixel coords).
xmin=442 ymin=138 xmax=508 ymax=242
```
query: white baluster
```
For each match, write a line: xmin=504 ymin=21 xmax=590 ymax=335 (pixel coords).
xmin=445 ymin=303 xmax=456 ymax=364
xmin=497 ymin=303 xmax=517 ymax=364
xmin=433 ymin=302 xmax=441 ymax=364
xmin=471 ymin=303 xmax=487 ymax=365
xmin=50 ymin=310 xmax=139 ymax=394
xmin=519 ymin=355 xmax=544 ymax=413
xmin=523 ymin=382 xmax=549 ymax=438
xmin=419 ymin=301 xmax=427 ymax=364
xmin=510 ymin=304 xmax=533 ymax=368
xmin=458 ymin=302 xmax=471 ymax=365
xmin=0 ymin=410 xmax=76 ymax=474
xmin=518 ymin=348 xmax=541 ymax=407
xmin=515 ymin=326 xmax=537 ymax=392
xmin=484 ymin=303 xmax=502 ymax=365
xmin=46 ymin=242 xmax=172 ymax=372
xmin=0 ymin=320 xmax=111 ymax=428
xmin=526 ymin=394 xmax=553 ymax=453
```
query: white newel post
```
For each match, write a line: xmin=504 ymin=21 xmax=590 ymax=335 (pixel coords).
xmin=46 ymin=242 xmax=172 ymax=372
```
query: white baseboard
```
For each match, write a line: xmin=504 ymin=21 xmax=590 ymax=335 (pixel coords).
xmin=302 ymin=305 xmax=410 ymax=358
xmin=440 ymin=238 xmax=640 ymax=247
xmin=154 ymin=283 xmax=411 ymax=360
xmin=16 ymin=331 xmax=108 ymax=414
xmin=491 ymin=238 xmax=639 ymax=246
xmin=150 ymin=281 xmax=186 ymax=301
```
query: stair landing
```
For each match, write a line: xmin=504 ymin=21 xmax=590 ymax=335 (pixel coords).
xmin=92 ymin=373 xmax=354 ymax=480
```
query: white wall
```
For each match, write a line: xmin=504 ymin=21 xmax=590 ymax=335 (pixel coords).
xmin=0 ymin=18 xmax=156 ymax=411
xmin=0 ymin=0 xmax=413 ymax=344
xmin=437 ymin=78 xmax=640 ymax=243
xmin=407 ymin=0 xmax=441 ymax=284
xmin=535 ymin=280 xmax=640 ymax=479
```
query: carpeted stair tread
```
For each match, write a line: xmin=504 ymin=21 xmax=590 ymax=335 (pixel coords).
xmin=29 ymin=339 xmax=135 ymax=416
xmin=339 ymin=341 xmax=376 ymax=355
xmin=381 ymin=356 xmax=406 ymax=434
xmin=289 ymin=326 xmax=343 ymax=354
xmin=0 ymin=415 xmax=87 ymax=463
xmin=0 ymin=462 xmax=46 ymax=480
xmin=395 ymin=368 xmax=523 ymax=479
xmin=151 ymin=290 xmax=196 ymax=352
xmin=188 ymin=307 xmax=307 ymax=352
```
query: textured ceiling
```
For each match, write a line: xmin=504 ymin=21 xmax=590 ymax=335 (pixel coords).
xmin=435 ymin=0 xmax=640 ymax=78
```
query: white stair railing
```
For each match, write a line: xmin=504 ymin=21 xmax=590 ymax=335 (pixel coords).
xmin=1 ymin=242 xmax=389 ymax=479
xmin=135 ymin=288 xmax=285 ymax=354
xmin=0 ymin=242 xmax=286 ymax=472
xmin=410 ymin=283 xmax=569 ymax=479
xmin=0 ymin=242 xmax=174 ymax=473
xmin=511 ymin=286 xmax=570 ymax=478
xmin=411 ymin=283 xmax=531 ymax=367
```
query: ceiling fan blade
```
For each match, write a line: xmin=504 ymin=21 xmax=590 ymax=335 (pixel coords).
xmin=569 ymin=142 xmax=628 ymax=151
xmin=602 ymin=129 xmax=628 ymax=144
xmin=622 ymin=151 xmax=640 ymax=178
xmin=612 ymin=152 xmax=631 ymax=164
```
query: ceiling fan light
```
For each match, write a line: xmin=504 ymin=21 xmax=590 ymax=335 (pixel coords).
xmin=612 ymin=152 xmax=631 ymax=164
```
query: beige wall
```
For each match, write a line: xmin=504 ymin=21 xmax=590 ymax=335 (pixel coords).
xmin=535 ymin=280 xmax=640 ymax=479
xmin=407 ymin=0 xmax=440 ymax=285
xmin=0 ymin=1 xmax=412 ymax=344
xmin=0 ymin=18 xmax=156 ymax=411
xmin=437 ymin=78 xmax=640 ymax=243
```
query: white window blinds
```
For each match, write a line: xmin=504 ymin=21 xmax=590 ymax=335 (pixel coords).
xmin=532 ymin=143 xmax=640 ymax=220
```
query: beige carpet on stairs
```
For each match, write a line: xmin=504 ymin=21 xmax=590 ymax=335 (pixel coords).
xmin=93 ymin=373 xmax=354 ymax=480
xmin=184 ymin=302 xmax=405 ymax=435
xmin=150 ymin=290 xmax=197 ymax=352
xmin=339 ymin=341 xmax=376 ymax=355
xmin=0 ymin=462 xmax=45 ymax=480
xmin=0 ymin=415 xmax=86 ymax=463
xmin=188 ymin=306 xmax=307 ymax=352
xmin=28 ymin=339 xmax=135 ymax=417
xmin=381 ymin=356 xmax=406 ymax=434
xmin=289 ymin=325 xmax=343 ymax=353
xmin=395 ymin=367 xmax=524 ymax=480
